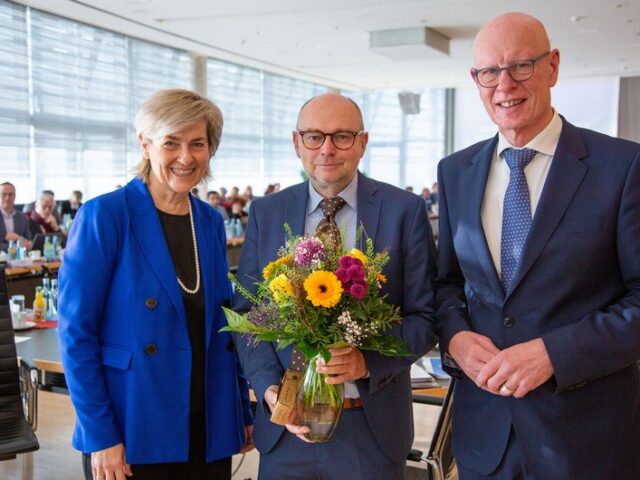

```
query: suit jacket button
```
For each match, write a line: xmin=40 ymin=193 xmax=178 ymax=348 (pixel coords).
xmin=503 ymin=316 xmax=514 ymax=327
xmin=145 ymin=297 xmax=157 ymax=309
xmin=145 ymin=344 xmax=158 ymax=356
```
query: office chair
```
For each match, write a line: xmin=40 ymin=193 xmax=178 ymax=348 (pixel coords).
xmin=0 ymin=264 xmax=39 ymax=460
xmin=406 ymin=378 xmax=457 ymax=480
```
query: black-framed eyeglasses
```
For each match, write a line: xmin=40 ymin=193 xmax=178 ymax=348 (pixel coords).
xmin=296 ymin=130 xmax=364 ymax=150
xmin=472 ymin=51 xmax=550 ymax=88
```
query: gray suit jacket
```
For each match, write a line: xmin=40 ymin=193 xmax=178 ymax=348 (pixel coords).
xmin=0 ymin=209 xmax=33 ymax=252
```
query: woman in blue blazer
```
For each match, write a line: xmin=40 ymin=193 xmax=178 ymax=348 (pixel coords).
xmin=58 ymin=89 xmax=253 ymax=480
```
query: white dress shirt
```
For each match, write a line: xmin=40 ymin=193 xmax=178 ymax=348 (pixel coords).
xmin=481 ymin=111 xmax=562 ymax=275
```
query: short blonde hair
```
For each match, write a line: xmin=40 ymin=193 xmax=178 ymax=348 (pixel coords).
xmin=134 ymin=88 xmax=223 ymax=182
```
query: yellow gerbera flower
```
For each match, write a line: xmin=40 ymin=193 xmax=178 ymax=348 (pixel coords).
xmin=348 ymin=248 xmax=367 ymax=265
xmin=303 ymin=270 xmax=343 ymax=308
xmin=262 ymin=254 xmax=293 ymax=280
xmin=269 ymin=274 xmax=294 ymax=303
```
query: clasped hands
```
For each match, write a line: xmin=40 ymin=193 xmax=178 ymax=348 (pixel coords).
xmin=448 ymin=331 xmax=554 ymax=398
xmin=265 ymin=346 xmax=367 ymax=442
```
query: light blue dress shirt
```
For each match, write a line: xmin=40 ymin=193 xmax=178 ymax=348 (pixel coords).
xmin=304 ymin=173 xmax=361 ymax=398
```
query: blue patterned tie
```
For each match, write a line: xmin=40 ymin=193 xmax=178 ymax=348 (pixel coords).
xmin=501 ymin=148 xmax=537 ymax=290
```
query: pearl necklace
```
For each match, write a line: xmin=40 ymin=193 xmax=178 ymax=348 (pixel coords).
xmin=176 ymin=199 xmax=201 ymax=295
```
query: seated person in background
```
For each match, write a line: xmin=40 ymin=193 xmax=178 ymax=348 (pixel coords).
xmin=58 ymin=190 xmax=83 ymax=220
xmin=223 ymin=186 xmax=239 ymax=212
xmin=243 ymin=185 xmax=254 ymax=210
xmin=421 ymin=187 xmax=433 ymax=213
xmin=207 ymin=190 xmax=229 ymax=220
xmin=23 ymin=189 xmax=62 ymax=223
xmin=263 ymin=184 xmax=276 ymax=195
xmin=26 ymin=192 xmax=62 ymax=236
xmin=0 ymin=181 xmax=33 ymax=251
xmin=219 ymin=186 xmax=228 ymax=202
xmin=230 ymin=199 xmax=248 ymax=225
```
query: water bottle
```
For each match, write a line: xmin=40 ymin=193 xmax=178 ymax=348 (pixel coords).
xmin=16 ymin=239 xmax=25 ymax=259
xmin=42 ymin=277 xmax=51 ymax=319
xmin=224 ymin=220 xmax=232 ymax=239
xmin=51 ymin=235 xmax=61 ymax=259
xmin=46 ymin=279 xmax=57 ymax=320
xmin=233 ymin=218 xmax=243 ymax=238
xmin=7 ymin=240 xmax=16 ymax=260
xmin=43 ymin=237 xmax=54 ymax=261
xmin=51 ymin=279 xmax=58 ymax=313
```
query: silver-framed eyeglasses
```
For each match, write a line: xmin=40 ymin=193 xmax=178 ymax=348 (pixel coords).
xmin=296 ymin=130 xmax=364 ymax=150
xmin=472 ymin=51 xmax=550 ymax=88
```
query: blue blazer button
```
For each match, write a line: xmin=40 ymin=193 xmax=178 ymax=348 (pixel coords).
xmin=145 ymin=297 xmax=157 ymax=309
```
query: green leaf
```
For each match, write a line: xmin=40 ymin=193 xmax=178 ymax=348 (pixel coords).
xmin=298 ymin=341 xmax=318 ymax=361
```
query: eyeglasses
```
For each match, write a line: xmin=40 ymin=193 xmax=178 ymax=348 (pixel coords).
xmin=472 ymin=51 xmax=550 ymax=88
xmin=296 ymin=130 xmax=364 ymax=150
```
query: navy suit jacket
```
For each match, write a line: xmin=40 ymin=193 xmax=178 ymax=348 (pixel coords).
xmin=436 ymin=118 xmax=640 ymax=478
xmin=0 ymin=209 xmax=33 ymax=252
xmin=232 ymin=172 xmax=438 ymax=463
xmin=58 ymin=178 xmax=252 ymax=463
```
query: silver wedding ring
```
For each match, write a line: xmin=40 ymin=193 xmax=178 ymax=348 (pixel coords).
xmin=500 ymin=384 xmax=514 ymax=396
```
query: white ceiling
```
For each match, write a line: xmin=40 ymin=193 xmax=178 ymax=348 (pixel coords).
xmin=17 ymin=0 xmax=640 ymax=90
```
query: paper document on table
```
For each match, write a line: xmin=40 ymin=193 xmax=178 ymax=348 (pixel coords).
xmin=410 ymin=361 xmax=437 ymax=388
xmin=14 ymin=335 xmax=31 ymax=344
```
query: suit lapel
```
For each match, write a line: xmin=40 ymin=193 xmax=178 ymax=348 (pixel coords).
xmin=126 ymin=179 xmax=187 ymax=327
xmin=506 ymin=119 xmax=589 ymax=298
xmin=462 ymin=137 xmax=504 ymax=301
xmin=284 ymin=181 xmax=310 ymax=239
xmin=192 ymin=199 xmax=219 ymax=349
xmin=356 ymin=172 xmax=381 ymax=249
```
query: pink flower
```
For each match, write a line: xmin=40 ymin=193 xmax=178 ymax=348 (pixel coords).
xmin=294 ymin=237 xmax=325 ymax=267
xmin=336 ymin=267 xmax=350 ymax=287
xmin=348 ymin=265 xmax=365 ymax=282
xmin=349 ymin=282 xmax=368 ymax=300
xmin=338 ymin=255 xmax=356 ymax=269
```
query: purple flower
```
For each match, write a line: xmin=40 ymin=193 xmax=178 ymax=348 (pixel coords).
xmin=338 ymin=255 xmax=356 ymax=269
xmin=347 ymin=265 xmax=365 ymax=282
xmin=349 ymin=282 xmax=368 ymax=300
xmin=294 ymin=237 xmax=325 ymax=267
xmin=247 ymin=303 xmax=281 ymax=327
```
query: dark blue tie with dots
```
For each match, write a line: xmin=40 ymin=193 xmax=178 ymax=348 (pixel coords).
xmin=501 ymin=148 xmax=537 ymax=291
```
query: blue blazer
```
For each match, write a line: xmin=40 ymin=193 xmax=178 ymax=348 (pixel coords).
xmin=58 ymin=178 xmax=253 ymax=464
xmin=232 ymin=172 xmax=438 ymax=463
xmin=436 ymin=118 xmax=640 ymax=478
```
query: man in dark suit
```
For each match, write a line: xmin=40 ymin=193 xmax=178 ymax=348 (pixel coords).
xmin=436 ymin=12 xmax=640 ymax=479
xmin=0 ymin=182 xmax=33 ymax=251
xmin=233 ymin=93 xmax=438 ymax=479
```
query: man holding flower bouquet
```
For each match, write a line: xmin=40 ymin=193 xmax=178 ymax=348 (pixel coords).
xmin=231 ymin=93 xmax=439 ymax=480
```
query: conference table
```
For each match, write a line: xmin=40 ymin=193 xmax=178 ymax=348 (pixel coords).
xmin=16 ymin=326 xmax=449 ymax=401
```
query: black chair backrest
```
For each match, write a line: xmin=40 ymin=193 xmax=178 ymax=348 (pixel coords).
xmin=0 ymin=264 xmax=39 ymax=459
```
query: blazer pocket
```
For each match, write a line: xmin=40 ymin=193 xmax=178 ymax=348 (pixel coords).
xmin=102 ymin=344 xmax=134 ymax=370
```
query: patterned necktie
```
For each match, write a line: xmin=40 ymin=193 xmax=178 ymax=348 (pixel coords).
xmin=289 ymin=197 xmax=347 ymax=371
xmin=315 ymin=196 xmax=347 ymax=246
xmin=501 ymin=148 xmax=537 ymax=291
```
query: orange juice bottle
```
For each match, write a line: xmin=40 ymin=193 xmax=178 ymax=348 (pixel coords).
xmin=33 ymin=287 xmax=46 ymax=321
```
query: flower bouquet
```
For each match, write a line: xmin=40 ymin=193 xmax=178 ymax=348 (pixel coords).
xmin=222 ymin=225 xmax=409 ymax=441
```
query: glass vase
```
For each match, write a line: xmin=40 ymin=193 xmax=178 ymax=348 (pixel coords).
xmin=296 ymin=354 xmax=344 ymax=442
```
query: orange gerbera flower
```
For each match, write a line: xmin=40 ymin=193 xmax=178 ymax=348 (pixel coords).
xmin=303 ymin=270 xmax=343 ymax=308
